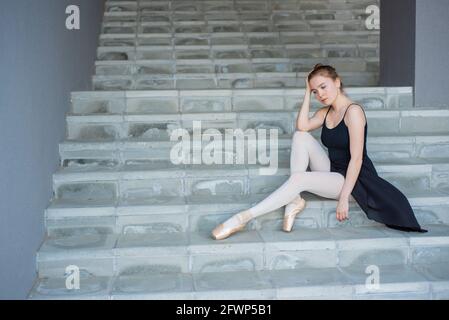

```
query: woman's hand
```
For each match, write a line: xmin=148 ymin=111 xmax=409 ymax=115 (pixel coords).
xmin=336 ymin=197 xmax=349 ymax=222
xmin=305 ymin=72 xmax=312 ymax=94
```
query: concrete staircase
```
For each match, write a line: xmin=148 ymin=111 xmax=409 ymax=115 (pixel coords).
xmin=28 ymin=0 xmax=449 ymax=300
xmin=94 ymin=0 xmax=380 ymax=90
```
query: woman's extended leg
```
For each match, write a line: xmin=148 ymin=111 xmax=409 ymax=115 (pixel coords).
xmin=249 ymin=131 xmax=351 ymax=218
xmin=211 ymin=131 xmax=350 ymax=239
xmin=248 ymin=170 xmax=347 ymax=217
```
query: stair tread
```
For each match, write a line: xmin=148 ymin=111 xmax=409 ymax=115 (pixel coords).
xmin=60 ymin=132 xmax=449 ymax=147
xmin=47 ymin=188 xmax=449 ymax=212
xmin=72 ymin=86 xmax=407 ymax=93
xmin=37 ymin=224 xmax=449 ymax=259
xmin=66 ymin=106 xmax=449 ymax=115
xmin=28 ymin=262 xmax=449 ymax=300
xmin=61 ymin=132 xmax=449 ymax=142
xmin=97 ymin=43 xmax=379 ymax=50
xmin=54 ymin=157 xmax=449 ymax=176
xmin=95 ymin=57 xmax=380 ymax=63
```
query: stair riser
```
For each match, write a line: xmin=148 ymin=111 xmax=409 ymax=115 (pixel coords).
xmin=103 ymin=15 xmax=372 ymax=25
xmin=91 ymin=72 xmax=379 ymax=90
xmin=95 ymin=60 xmax=378 ymax=76
xmin=51 ymin=164 xmax=444 ymax=199
xmin=28 ymin=267 xmax=442 ymax=300
xmin=60 ymin=136 xmax=449 ymax=165
xmin=101 ymin=20 xmax=374 ymax=36
xmin=45 ymin=201 xmax=449 ymax=236
xmin=36 ymin=239 xmax=449 ymax=278
xmin=104 ymin=0 xmax=379 ymax=13
xmin=103 ymin=7 xmax=374 ymax=17
xmin=66 ymin=112 xmax=449 ymax=140
xmin=99 ymin=32 xmax=380 ymax=47
xmin=27 ymin=283 xmax=437 ymax=300
xmin=97 ymin=45 xmax=378 ymax=62
xmin=71 ymin=88 xmax=412 ymax=114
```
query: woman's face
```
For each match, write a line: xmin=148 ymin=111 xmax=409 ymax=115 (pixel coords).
xmin=309 ymin=75 xmax=341 ymax=105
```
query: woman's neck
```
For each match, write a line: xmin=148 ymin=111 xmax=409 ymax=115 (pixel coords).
xmin=330 ymin=93 xmax=352 ymax=113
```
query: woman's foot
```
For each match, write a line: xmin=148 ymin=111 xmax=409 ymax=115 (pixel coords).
xmin=283 ymin=196 xmax=307 ymax=232
xmin=211 ymin=209 xmax=253 ymax=240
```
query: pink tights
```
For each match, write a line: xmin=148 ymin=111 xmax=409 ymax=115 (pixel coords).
xmin=247 ymin=131 xmax=355 ymax=219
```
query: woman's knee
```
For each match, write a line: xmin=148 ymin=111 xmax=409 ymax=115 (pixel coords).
xmin=293 ymin=130 xmax=313 ymax=145
xmin=293 ymin=130 xmax=312 ymax=139
xmin=293 ymin=130 xmax=323 ymax=152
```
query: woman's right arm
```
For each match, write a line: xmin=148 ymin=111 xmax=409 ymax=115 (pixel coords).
xmin=296 ymin=82 xmax=327 ymax=132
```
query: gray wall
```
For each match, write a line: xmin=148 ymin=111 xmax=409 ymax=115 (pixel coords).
xmin=0 ymin=0 xmax=104 ymax=299
xmin=379 ymin=0 xmax=416 ymax=86
xmin=415 ymin=0 xmax=449 ymax=107
xmin=379 ymin=0 xmax=449 ymax=107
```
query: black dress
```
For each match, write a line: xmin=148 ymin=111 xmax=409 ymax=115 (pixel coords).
xmin=320 ymin=103 xmax=427 ymax=233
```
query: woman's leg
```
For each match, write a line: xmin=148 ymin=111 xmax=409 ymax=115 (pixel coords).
xmin=245 ymin=131 xmax=344 ymax=218
xmin=290 ymin=130 xmax=331 ymax=174
xmin=248 ymin=171 xmax=347 ymax=218
xmin=287 ymin=130 xmax=333 ymax=206
xmin=212 ymin=131 xmax=351 ymax=239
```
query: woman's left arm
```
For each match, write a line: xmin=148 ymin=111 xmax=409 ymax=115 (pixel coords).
xmin=336 ymin=105 xmax=366 ymax=221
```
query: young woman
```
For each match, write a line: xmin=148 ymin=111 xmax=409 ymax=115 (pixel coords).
xmin=211 ymin=64 xmax=427 ymax=240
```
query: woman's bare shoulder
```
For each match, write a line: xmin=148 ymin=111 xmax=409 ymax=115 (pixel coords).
xmin=317 ymin=105 xmax=331 ymax=117
xmin=344 ymin=103 xmax=366 ymax=126
xmin=310 ymin=106 xmax=330 ymax=124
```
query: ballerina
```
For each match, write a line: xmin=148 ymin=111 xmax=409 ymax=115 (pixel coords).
xmin=211 ymin=64 xmax=426 ymax=240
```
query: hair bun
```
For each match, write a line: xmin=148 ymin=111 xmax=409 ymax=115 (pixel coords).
xmin=313 ymin=63 xmax=324 ymax=70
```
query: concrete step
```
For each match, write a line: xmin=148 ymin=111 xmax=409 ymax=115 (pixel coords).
xmin=59 ymin=133 xmax=449 ymax=167
xmin=101 ymin=19 xmax=374 ymax=35
xmin=99 ymin=30 xmax=379 ymax=47
xmin=65 ymin=108 xmax=449 ymax=140
xmin=51 ymin=157 xmax=449 ymax=200
xmin=70 ymin=87 xmax=413 ymax=115
xmin=28 ymin=263 xmax=448 ymax=300
xmin=35 ymin=224 xmax=449 ymax=279
xmin=97 ymin=43 xmax=378 ymax=61
xmin=101 ymin=12 xmax=374 ymax=23
xmin=94 ymin=57 xmax=378 ymax=77
xmin=91 ymin=71 xmax=379 ymax=90
xmin=102 ymin=7 xmax=375 ymax=17
xmin=103 ymin=0 xmax=379 ymax=13
xmin=44 ymin=188 xmax=449 ymax=236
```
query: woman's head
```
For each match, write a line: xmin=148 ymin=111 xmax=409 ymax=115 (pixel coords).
xmin=307 ymin=64 xmax=345 ymax=105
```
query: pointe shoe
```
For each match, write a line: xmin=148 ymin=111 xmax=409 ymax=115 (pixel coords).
xmin=211 ymin=210 xmax=252 ymax=240
xmin=283 ymin=197 xmax=306 ymax=232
